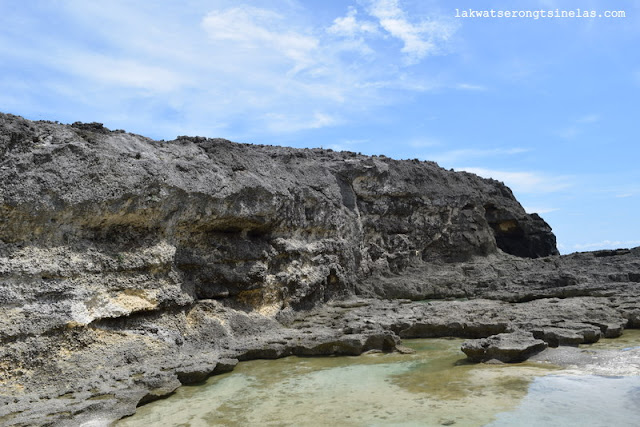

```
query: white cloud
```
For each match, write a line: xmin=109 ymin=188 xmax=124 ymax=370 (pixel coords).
xmin=497 ymin=57 xmax=543 ymax=84
xmin=202 ymin=7 xmax=319 ymax=74
xmin=328 ymin=7 xmax=379 ymax=37
xmin=367 ymin=0 xmax=456 ymax=64
xmin=326 ymin=138 xmax=369 ymax=152
xmin=557 ymin=113 xmax=600 ymax=140
xmin=409 ymin=137 xmax=440 ymax=148
xmin=0 ymin=1 xmax=461 ymax=137
xmin=456 ymin=83 xmax=488 ymax=91
xmin=523 ymin=207 xmax=559 ymax=214
xmin=58 ymin=54 xmax=184 ymax=92
xmin=557 ymin=126 xmax=580 ymax=140
xmin=326 ymin=6 xmax=381 ymax=55
xmin=194 ymin=4 xmax=456 ymax=133
xmin=458 ymin=167 xmax=573 ymax=194
xmin=356 ymin=75 xmax=440 ymax=91
xmin=576 ymin=113 xmax=600 ymax=124
xmin=573 ymin=240 xmax=640 ymax=251
xmin=428 ymin=147 xmax=530 ymax=165
xmin=308 ymin=112 xmax=339 ymax=128
xmin=342 ymin=138 xmax=369 ymax=145
xmin=263 ymin=112 xmax=340 ymax=133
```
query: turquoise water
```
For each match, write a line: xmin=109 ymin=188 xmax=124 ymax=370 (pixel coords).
xmin=117 ymin=332 xmax=640 ymax=427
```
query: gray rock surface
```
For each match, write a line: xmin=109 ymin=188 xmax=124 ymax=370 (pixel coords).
xmin=461 ymin=331 xmax=548 ymax=362
xmin=0 ymin=113 xmax=638 ymax=425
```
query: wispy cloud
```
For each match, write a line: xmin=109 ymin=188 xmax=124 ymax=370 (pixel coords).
xmin=263 ymin=112 xmax=341 ymax=133
xmin=523 ymin=207 xmax=559 ymax=214
xmin=576 ymin=113 xmax=600 ymax=124
xmin=327 ymin=7 xmax=379 ymax=38
xmin=366 ymin=0 xmax=457 ymax=64
xmin=427 ymin=147 xmax=530 ymax=165
xmin=326 ymin=6 xmax=381 ymax=55
xmin=202 ymin=7 xmax=319 ymax=75
xmin=326 ymin=138 xmax=368 ymax=152
xmin=409 ymin=137 xmax=441 ymax=148
xmin=0 ymin=1 xmax=459 ymax=137
xmin=500 ymin=57 xmax=543 ymax=83
xmin=572 ymin=240 xmax=640 ymax=251
xmin=557 ymin=113 xmax=600 ymax=140
xmin=458 ymin=167 xmax=573 ymax=194
xmin=455 ymin=83 xmax=488 ymax=91
xmin=57 ymin=54 xmax=185 ymax=92
xmin=557 ymin=127 xmax=580 ymax=140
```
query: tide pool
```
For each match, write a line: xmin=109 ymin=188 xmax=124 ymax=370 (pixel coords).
xmin=117 ymin=332 xmax=640 ymax=426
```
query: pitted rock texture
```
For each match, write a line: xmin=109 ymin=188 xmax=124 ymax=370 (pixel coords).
xmin=0 ymin=113 xmax=558 ymax=337
xmin=1 ymin=113 xmax=639 ymax=426
xmin=461 ymin=331 xmax=548 ymax=363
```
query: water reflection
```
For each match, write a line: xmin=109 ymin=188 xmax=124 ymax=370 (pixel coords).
xmin=117 ymin=338 xmax=557 ymax=427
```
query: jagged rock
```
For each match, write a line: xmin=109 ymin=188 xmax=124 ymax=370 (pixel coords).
xmin=176 ymin=362 xmax=218 ymax=385
xmin=531 ymin=328 xmax=584 ymax=347
xmin=461 ymin=331 xmax=548 ymax=363
xmin=0 ymin=113 xmax=557 ymax=320
xmin=0 ymin=113 xmax=638 ymax=425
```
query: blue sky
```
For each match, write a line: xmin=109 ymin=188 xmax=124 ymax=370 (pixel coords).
xmin=1 ymin=0 xmax=639 ymax=253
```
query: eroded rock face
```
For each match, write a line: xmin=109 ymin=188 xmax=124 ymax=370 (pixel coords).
xmin=2 ymin=113 xmax=639 ymax=426
xmin=0 ymin=112 xmax=557 ymax=320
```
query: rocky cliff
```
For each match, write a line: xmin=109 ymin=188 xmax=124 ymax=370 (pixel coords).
xmin=1 ymin=113 xmax=638 ymax=426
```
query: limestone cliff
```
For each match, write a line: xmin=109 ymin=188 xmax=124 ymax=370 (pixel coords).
xmin=0 ymin=113 xmax=556 ymax=319
xmin=3 ymin=113 xmax=637 ymax=426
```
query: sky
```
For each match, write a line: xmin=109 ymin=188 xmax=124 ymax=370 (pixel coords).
xmin=0 ymin=0 xmax=639 ymax=253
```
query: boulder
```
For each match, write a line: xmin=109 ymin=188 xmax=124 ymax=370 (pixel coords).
xmin=461 ymin=331 xmax=548 ymax=363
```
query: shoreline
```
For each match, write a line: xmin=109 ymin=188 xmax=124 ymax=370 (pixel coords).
xmin=115 ymin=334 xmax=640 ymax=426
xmin=1 ymin=113 xmax=639 ymax=425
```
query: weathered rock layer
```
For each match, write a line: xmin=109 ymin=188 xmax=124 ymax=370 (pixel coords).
xmin=0 ymin=113 xmax=638 ymax=426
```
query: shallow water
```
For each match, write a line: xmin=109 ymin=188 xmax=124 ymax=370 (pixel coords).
xmin=487 ymin=375 xmax=640 ymax=427
xmin=580 ymin=328 xmax=640 ymax=351
xmin=117 ymin=332 xmax=640 ymax=427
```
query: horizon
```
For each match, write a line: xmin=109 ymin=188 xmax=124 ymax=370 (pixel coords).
xmin=1 ymin=0 xmax=639 ymax=254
